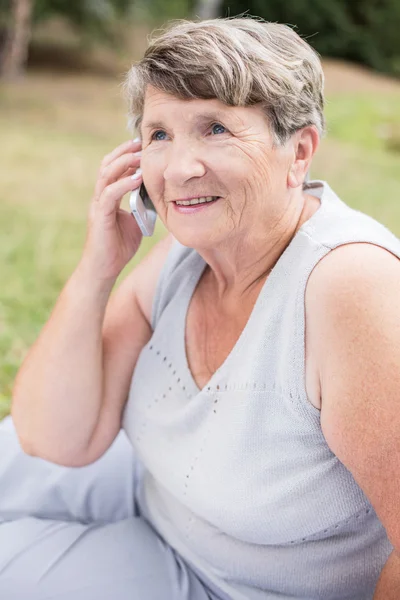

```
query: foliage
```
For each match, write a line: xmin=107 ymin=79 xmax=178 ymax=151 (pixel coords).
xmin=134 ymin=0 xmax=191 ymax=21
xmin=0 ymin=0 xmax=136 ymax=46
xmin=222 ymin=0 xmax=400 ymax=76
xmin=32 ymin=0 xmax=135 ymax=24
xmin=36 ymin=0 xmax=136 ymax=44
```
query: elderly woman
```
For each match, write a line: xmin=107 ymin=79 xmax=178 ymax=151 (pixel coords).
xmin=1 ymin=16 xmax=400 ymax=600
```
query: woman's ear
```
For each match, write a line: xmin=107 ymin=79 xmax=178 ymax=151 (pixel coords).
xmin=287 ymin=125 xmax=319 ymax=189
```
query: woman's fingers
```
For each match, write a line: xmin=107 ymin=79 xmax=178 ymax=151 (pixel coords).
xmin=101 ymin=139 xmax=141 ymax=169
xmin=97 ymin=173 xmax=143 ymax=218
xmin=94 ymin=151 xmax=142 ymax=201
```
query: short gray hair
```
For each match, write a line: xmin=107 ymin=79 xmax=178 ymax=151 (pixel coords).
xmin=123 ymin=17 xmax=325 ymax=145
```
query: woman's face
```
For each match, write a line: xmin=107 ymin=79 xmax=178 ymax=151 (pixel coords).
xmin=140 ymin=85 xmax=295 ymax=248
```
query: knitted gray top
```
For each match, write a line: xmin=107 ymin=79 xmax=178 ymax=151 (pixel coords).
xmin=123 ymin=181 xmax=400 ymax=600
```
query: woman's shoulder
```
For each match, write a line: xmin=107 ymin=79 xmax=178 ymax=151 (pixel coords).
xmin=306 ymin=240 xmax=400 ymax=303
xmin=303 ymin=183 xmax=400 ymax=292
xmin=303 ymin=181 xmax=400 ymax=256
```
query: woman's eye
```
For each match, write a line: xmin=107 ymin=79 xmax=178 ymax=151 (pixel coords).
xmin=210 ymin=123 xmax=227 ymax=135
xmin=151 ymin=130 xmax=167 ymax=141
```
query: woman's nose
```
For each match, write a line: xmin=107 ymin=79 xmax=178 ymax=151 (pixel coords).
xmin=163 ymin=143 xmax=206 ymax=184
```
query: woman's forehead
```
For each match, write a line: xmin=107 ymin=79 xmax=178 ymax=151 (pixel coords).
xmin=141 ymin=86 xmax=263 ymax=131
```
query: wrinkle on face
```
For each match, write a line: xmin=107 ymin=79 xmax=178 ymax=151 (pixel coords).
xmin=139 ymin=85 xmax=307 ymax=296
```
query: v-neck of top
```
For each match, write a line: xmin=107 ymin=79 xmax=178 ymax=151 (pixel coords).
xmin=177 ymin=182 xmax=329 ymax=395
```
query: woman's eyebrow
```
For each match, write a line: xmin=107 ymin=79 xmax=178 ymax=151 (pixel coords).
xmin=142 ymin=111 xmax=234 ymax=132
xmin=142 ymin=120 xmax=165 ymax=131
xmin=193 ymin=111 xmax=232 ymax=125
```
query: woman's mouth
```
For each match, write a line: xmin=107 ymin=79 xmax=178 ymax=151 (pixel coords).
xmin=173 ymin=196 xmax=220 ymax=213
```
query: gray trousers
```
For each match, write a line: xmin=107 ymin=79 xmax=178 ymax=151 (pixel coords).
xmin=0 ymin=416 xmax=217 ymax=600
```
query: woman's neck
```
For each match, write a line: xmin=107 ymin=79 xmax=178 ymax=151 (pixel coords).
xmin=197 ymin=192 xmax=320 ymax=305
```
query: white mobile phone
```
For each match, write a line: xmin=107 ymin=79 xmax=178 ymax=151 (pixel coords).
xmin=129 ymin=183 xmax=157 ymax=236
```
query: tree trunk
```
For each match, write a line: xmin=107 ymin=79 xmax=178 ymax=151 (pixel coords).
xmin=0 ymin=0 xmax=34 ymax=80
xmin=194 ymin=0 xmax=223 ymax=20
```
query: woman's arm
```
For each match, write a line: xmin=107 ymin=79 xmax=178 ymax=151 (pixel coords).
xmin=12 ymin=233 xmax=174 ymax=467
xmin=305 ymin=243 xmax=400 ymax=579
xmin=12 ymin=262 xmax=116 ymax=466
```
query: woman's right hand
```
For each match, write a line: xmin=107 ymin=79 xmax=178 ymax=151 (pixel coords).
xmin=80 ymin=139 xmax=145 ymax=282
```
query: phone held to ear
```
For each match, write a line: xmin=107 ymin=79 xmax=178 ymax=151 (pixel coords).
xmin=129 ymin=183 xmax=157 ymax=236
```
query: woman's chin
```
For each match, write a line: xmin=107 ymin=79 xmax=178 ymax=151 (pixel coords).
xmin=166 ymin=205 xmax=224 ymax=248
xmin=170 ymin=227 xmax=215 ymax=249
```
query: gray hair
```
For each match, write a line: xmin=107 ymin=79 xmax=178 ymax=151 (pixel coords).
xmin=123 ymin=17 xmax=325 ymax=145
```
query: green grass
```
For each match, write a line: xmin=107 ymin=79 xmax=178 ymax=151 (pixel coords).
xmin=1 ymin=69 xmax=400 ymax=419
xmin=325 ymin=93 xmax=400 ymax=152
xmin=311 ymin=90 xmax=400 ymax=229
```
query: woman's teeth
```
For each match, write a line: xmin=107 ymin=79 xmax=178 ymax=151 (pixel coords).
xmin=175 ymin=196 xmax=219 ymax=206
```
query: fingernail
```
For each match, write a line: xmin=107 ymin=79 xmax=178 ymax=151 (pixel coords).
xmin=133 ymin=150 xmax=142 ymax=157
xmin=131 ymin=168 xmax=142 ymax=180
xmin=133 ymin=137 xmax=140 ymax=143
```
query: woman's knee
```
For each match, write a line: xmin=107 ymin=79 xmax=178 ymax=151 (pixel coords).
xmin=0 ymin=417 xmax=137 ymax=524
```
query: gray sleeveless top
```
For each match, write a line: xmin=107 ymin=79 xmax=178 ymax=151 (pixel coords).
xmin=123 ymin=180 xmax=400 ymax=600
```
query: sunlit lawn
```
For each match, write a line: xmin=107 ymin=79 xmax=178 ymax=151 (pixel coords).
xmin=0 ymin=64 xmax=399 ymax=419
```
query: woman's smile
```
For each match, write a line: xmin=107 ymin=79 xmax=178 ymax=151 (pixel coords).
xmin=172 ymin=196 xmax=221 ymax=213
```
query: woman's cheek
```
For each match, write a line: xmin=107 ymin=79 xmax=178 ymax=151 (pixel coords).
xmin=142 ymin=157 xmax=165 ymax=205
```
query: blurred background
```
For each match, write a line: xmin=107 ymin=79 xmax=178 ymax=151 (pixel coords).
xmin=0 ymin=0 xmax=399 ymax=419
